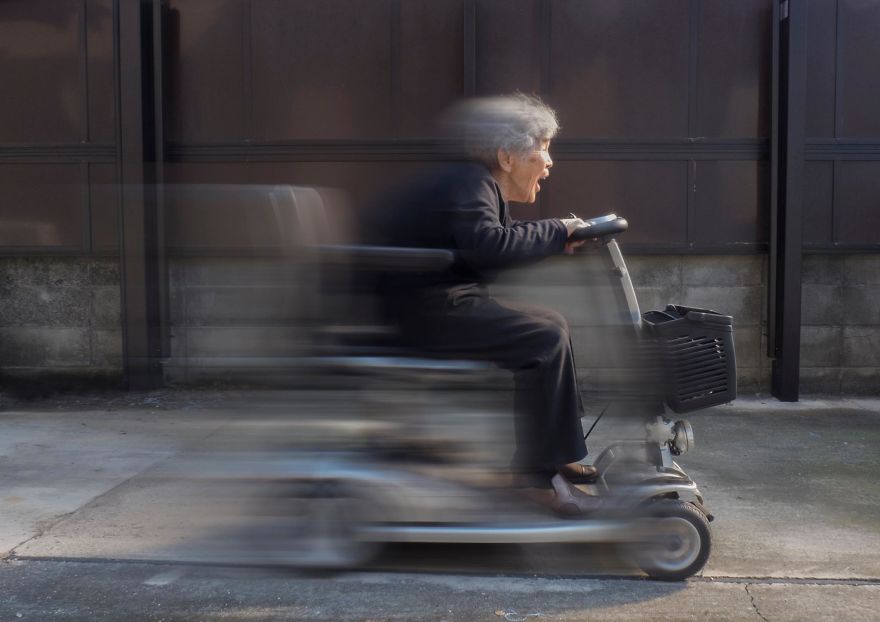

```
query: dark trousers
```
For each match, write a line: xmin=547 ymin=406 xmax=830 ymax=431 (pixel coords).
xmin=397 ymin=293 xmax=588 ymax=473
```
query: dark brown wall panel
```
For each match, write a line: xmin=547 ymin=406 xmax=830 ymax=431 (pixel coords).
xmin=251 ymin=0 xmax=393 ymax=140
xmin=803 ymin=161 xmax=834 ymax=246
xmin=398 ymin=0 xmax=464 ymax=136
xmin=805 ymin=0 xmax=837 ymax=138
xmin=0 ymin=0 xmax=83 ymax=143
xmin=693 ymin=161 xmax=769 ymax=246
xmin=164 ymin=163 xmax=254 ymax=249
xmin=86 ymin=0 xmax=115 ymax=143
xmin=166 ymin=0 xmax=248 ymax=142
xmin=549 ymin=0 xmax=689 ymax=138
xmin=838 ymin=0 xmax=880 ymax=137
xmin=6 ymin=0 xmax=880 ymax=256
xmin=547 ymin=161 xmax=688 ymax=246
xmin=0 ymin=164 xmax=84 ymax=248
xmin=250 ymin=161 xmax=433 ymax=213
xmin=166 ymin=184 xmax=284 ymax=251
xmin=475 ymin=0 xmax=542 ymax=96
xmin=696 ymin=0 xmax=771 ymax=138
xmin=89 ymin=162 xmax=118 ymax=251
xmin=835 ymin=162 xmax=880 ymax=245
xmin=165 ymin=162 xmax=254 ymax=186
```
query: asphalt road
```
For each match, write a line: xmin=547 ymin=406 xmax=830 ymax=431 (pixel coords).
xmin=2 ymin=560 xmax=879 ymax=621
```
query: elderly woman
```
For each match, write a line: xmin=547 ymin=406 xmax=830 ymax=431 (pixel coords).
xmin=376 ymin=94 xmax=599 ymax=516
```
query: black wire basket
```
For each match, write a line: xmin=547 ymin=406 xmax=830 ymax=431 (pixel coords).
xmin=642 ymin=305 xmax=737 ymax=413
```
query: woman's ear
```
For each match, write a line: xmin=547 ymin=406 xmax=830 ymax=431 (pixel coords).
xmin=496 ymin=148 xmax=514 ymax=173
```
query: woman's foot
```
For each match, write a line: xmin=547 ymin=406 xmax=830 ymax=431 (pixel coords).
xmin=547 ymin=473 xmax=602 ymax=517
xmin=520 ymin=473 xmax=602 ymax=518
xmin=558 ymin=462 xmax=599 ymax=484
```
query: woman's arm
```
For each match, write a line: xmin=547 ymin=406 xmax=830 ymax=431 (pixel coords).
xmin=450 ymin=177 xmax=568 ymax=270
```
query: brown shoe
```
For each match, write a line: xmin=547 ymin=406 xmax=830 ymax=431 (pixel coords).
xmin=547 ymin=473 xmax=602 ymax=517
xmin=559 ymin=462 xmax=599 ymax=484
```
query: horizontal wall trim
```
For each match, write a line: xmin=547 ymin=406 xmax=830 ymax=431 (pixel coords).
xmin=2 ymin=140 xmax=874 ymax=163
xmin=552 ymin=139 xmax=768 ymax=160
xmin=803 ymin=244 xmax=880 ymax=254
xmin=167 ymin=140 xmax=463 ymax=162
xmin=805 ymin=140 xmax=880 ymax=160
xmin=0 ymin=246 xmax=91 ymax=256
xmin=624 ymin=243 xmax=770 ymax=255
xmin=0 ymin=144 xmax=117 ymax=162
xmin=166 ymin=139 xmax=770 ymax=163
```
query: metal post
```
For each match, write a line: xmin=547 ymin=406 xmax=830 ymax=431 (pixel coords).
xmin=769 ymin=0 xmax=806 ymax=401
xmin=115 ymin=0 xmax=163 ymax=388
xmin=463 ymin=0 xmax=476 ymax=97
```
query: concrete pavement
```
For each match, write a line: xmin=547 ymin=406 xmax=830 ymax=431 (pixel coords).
xmin=1 ymin=390 xmax=879 ymax=620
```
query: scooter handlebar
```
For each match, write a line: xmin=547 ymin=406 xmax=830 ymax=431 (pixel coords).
xmin=568 ymin=214 xmax=629 ymax=241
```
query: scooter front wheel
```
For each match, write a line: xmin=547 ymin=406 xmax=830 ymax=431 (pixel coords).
xmin=633 ymin=499 xmax=711 ymax=581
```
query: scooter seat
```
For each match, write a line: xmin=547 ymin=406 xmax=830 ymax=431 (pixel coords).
xmin=311 ymin=324 xmax=494 ymax=375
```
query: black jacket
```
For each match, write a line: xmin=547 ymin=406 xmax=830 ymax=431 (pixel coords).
xmin=372 ymin=162 xmax=568 ymax=306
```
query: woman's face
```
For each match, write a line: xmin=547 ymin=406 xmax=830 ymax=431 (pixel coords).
xmin=506 ymin=139 xmax=553 ymax=203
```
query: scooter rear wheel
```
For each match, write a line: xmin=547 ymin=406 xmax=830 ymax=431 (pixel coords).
xmin=258 ymin=480 xmax=380 ymax=572
xmin=634 ymin=499 xmax=711 ymax=581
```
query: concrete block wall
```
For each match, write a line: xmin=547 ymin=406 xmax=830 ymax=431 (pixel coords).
xmin=1 ymin=254 xmax=877 ymax=395
xmin=497 ymin=253 xmax=878 ymax=396
xmin=0 ymin=257 xmax=122 ymax=378
xmin=627 ymin=255 xmax=769 ymax=393
xmin=165 ymin=257 xmax=317 ymax=383
xmin=802 ymin=255 xmax=880 ymax=394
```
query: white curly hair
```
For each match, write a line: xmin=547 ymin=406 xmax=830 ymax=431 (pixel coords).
xmin=442 ymin=93 xmax=560 ymax=168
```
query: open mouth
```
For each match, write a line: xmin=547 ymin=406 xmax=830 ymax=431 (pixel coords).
xmin=536 ymin=173 xmax=549 ymax=192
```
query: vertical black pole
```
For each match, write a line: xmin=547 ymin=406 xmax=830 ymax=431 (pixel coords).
xmin=116 ymin=0 xmax=163 ymax=389
xmin=153 ymin=0 xmax=169 ymax=360
xmin=769 ymin=0 xmax=806 ymax=401
xmin=463 ymin=0 xmax=476 ymax=97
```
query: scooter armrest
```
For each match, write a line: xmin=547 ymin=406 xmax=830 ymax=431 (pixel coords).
xmin=310 ymin=244 xmax=456 ymax=272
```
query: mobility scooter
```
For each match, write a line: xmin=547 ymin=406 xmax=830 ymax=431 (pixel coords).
xmin=258 ymin=207 xmax=736 ymax=581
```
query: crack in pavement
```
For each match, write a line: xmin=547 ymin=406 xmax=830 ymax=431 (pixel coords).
xmin=2 ymin=448 xmax=187 ymax=560
xmin=745 ymin=584 xmax=769 ymax=622
xmin=2 ymin=417 xmax=235 ymax=562
xmin=1 ymin=510 xmax=77 ymax=562
xmin=695 ymin=576 xmax=880 ymax=586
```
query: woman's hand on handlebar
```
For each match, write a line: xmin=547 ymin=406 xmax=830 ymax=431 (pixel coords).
xmin=561 ymin=216 xmax=586 ymax=235
xmin=561 ymin=216 xmax=591 ymax=253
